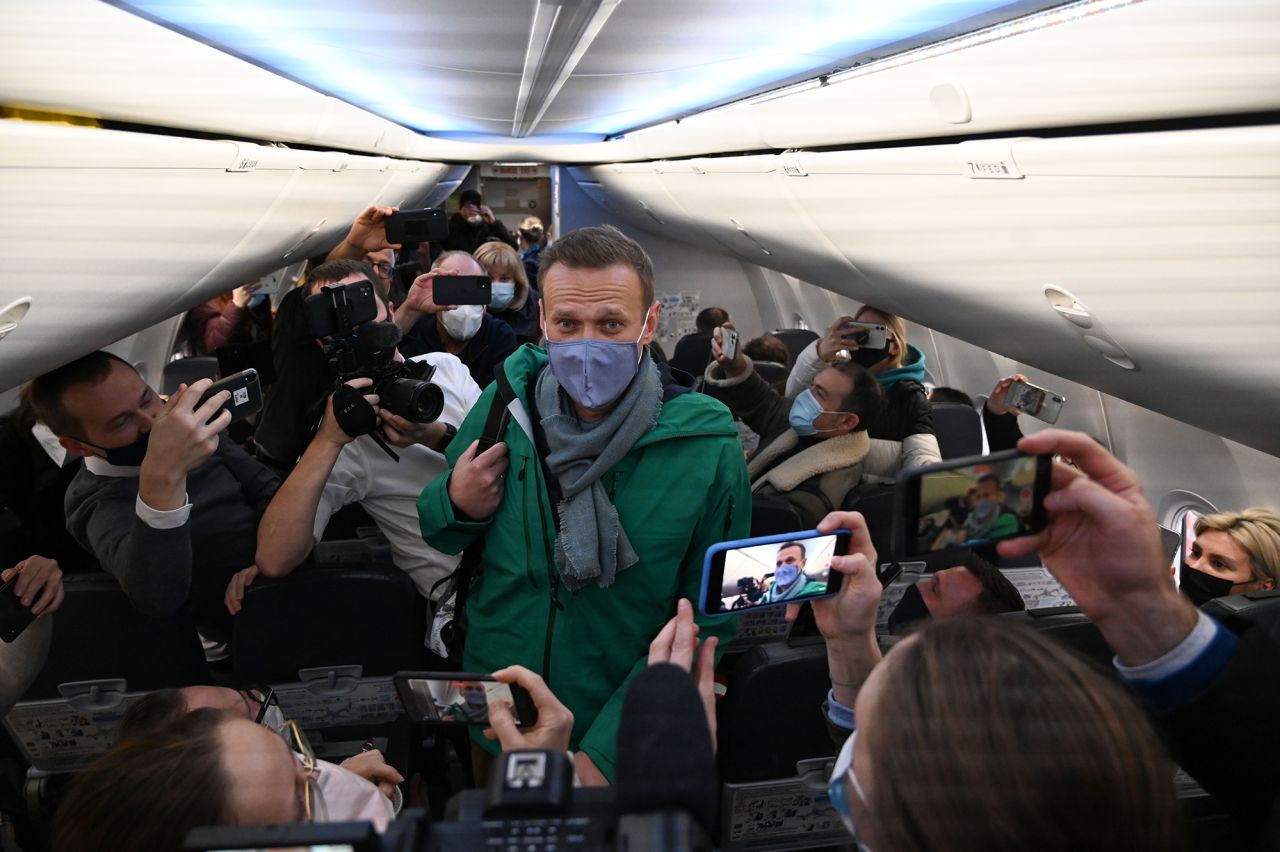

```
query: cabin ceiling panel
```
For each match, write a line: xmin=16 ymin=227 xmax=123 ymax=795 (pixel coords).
xmin=0 ymin=122 xmax=448 ymax=393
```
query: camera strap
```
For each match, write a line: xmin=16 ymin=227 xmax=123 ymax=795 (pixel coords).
xmin=428 ymin=364 xmax=518 ymax=662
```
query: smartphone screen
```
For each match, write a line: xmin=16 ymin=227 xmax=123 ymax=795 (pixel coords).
xmin=393 ymin=672 xmax=534 ymax=726
xmin=433 ymin=275 xmax=492 ymax=306
xmin=897 ymin=450 xmax=1052 ymax=559
xmin=702 ymin=530 xmax=850 ymax=616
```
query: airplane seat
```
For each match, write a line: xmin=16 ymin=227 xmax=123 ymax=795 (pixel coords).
xmin=231 ymin=563 xmax=428 ymax=685
xmin=160 ymin=356 xmax=219 ymax=395
xmin=840 ymin=484 xmax=898 ymax=566
xmin=716 ymin=640 xmax=836 ymax=784
xmin=1201 ymin=589 xmax=1280 ymax=646
xmin=1004 ymin=607 xmax=1114 ymax=670
xmin=929 ymin=401 xmax=984 ymax=459
xmin=749 ymin=495 xmax=804 ymax=538
xmin=24 ymin=574 xmax=208 ymax=700
xmin=768 ymin=329 xmax=819 ymax=365
xmin=751 ymin=361 xmax=789 ymax=390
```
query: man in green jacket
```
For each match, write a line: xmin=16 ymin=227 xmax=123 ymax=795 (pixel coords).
xmin=418 ymin=225 xmax=750 ymax=784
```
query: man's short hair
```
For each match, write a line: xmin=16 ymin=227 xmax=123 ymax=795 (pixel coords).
xmin=743 ymin=334 xmax=790 ymax=366
xmin=825 ymin=360 xmax=883 ymax=434
xmin=695 ymin=307 xmax=729 ymax=333
xmin=778 ymin=541 xmax=807 ymax=559
xmin=929 ymin=386 xmax=974 ymax=407
xmin=26 ymin=350 xmax=133 ymax=438
xmin=308 ymin=259 xmax=386 ymax=302
xmin=977 ymin=473 xmax=1003 ymax=488
xmin=459 ymin=189 xmax=482 ymax=208
xmin=115 ymin=689 xmax=187 ymax=743
xmin=962 ymin=552 xmax=1026 ymax=614
xmin=538 ymin=225 xmax=654 ymax=310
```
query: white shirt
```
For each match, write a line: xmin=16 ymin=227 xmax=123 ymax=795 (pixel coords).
xmin=312 ymin=353 xmax=481 ymax=599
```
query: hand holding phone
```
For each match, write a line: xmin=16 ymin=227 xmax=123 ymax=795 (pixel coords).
xmin=393 ymin=671 xmax=537 ymax=727
xmin=0 ymin=556 xmax=63 ymax=642
xmin=895 ymin=449 xmax=1052 ymax=559
xmin=196 ymin=369 xmax=262 ymax=426
xmin=700 ymin=529 xmax=851 ymax=616
xmin=1004 ymin=379 xmax=1065 ymax=424
xmin=483 ymin=665 xmax=573 ymax=753
xmin=838 ymin=322 xmax=888 ymax=351
xmin=720 ymin=326 xmax=739 ymax=362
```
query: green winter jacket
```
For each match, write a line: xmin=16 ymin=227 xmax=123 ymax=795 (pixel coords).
xmin=418 ymin=345 xmax=750 ymax=781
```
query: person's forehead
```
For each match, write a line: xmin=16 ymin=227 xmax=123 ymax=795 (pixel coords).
xmin=1197 ymin=530 xmax=1250 ymax=561
xmin=440 ymin=254 xmax=484 ymax=275
xmin=813 ymin=367 xmax=852 ymax=395
xmin=542 ymin=263 xmax=645 ymax=315
xmin=778 ymin=545 xmax=804 ymax=558
xmin=181 ymin=685 xmax=249 ymax=715
xmin=61 ymin=361 xmax=148 ymax=426
xmin=365 ymin=249 xmax=393 ymax=262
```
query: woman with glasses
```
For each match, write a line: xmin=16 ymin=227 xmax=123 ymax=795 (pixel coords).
xmin=802 ymin=510 xmax=1184 ymax=852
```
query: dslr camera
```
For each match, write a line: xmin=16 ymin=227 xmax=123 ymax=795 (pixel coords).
xmin=303 ymin=280 xmax=445 ymax=426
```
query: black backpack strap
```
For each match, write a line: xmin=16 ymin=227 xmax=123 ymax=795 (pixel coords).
xmin=444 ymin=364 xmax=521 ymax=656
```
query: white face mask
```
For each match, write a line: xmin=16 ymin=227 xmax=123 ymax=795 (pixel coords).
xmin=466 ymin=214 xmax=483 ymax=225
xmin=441 ymin=304 xmax=484 ymax=341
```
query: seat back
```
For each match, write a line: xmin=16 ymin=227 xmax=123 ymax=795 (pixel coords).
xmin=930 ymin=402 xmax=984 ymax=459
xmin=1004 ymin=608 xmax=1114 ymax=670
xmin=161 ymin=356 xmax=219 ymax=395
xmin=232 ymin=564 xmax=427 ymax=684
xmin=717 ymin=641 xmax=836 ymax=783
xmin=25 ymin=575 xmax=208 ymax=699
xmin=751 ymin=361 xmax=789 ymax=392
xmin=768 ymin=329 xmax=819 ymax=365
xmin=748 ymin=495 xmax=804 ymax=538
xmin=1202 ymin=589 xmax=1280 ymax=646
xmin=840 ymin=484 xmax=898 ymax=564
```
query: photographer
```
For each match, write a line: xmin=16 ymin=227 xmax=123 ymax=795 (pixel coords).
xmin=237 ymin=274 xmax=482 ymax=606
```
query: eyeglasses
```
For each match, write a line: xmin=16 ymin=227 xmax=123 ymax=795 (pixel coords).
xmin=282 ymin=720 xmax=327 ymax=823
xmin=240 ymin=686 xmax=277 ymax=725
xmin=371 ymin=261 xmax=394 ymax=276
xmin=828 ymin=730 xmax=873 ymax=851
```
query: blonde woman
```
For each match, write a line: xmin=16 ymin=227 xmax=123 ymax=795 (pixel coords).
xmin=1181 ymin=508 xmax=1280 ymax=605
xmin=473 ymin=240 xmax=541 ymax=344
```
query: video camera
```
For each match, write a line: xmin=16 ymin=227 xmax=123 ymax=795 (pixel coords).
xmin=184 ymin=749 xmax=711 ymax=852
xmin=303 ymin=280 xmax=445 ymax=458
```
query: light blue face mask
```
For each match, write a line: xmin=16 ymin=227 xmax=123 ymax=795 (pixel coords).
xmin=788 ymin=389 xmax=849 ymax=437
xmin=490 ymin=280 xmax=516 ymax=311
xmin=773 ymin=563 xmax=800 ymax=588
xmin=542 ymin=307 xmax=653 ymax=410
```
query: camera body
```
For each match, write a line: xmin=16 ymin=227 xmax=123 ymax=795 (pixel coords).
xmin=304 ymin=281 xmax=444 ymax=425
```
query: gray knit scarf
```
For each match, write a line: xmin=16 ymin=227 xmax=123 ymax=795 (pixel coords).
xmin=534 ymin=352 xmax=662 ymax=591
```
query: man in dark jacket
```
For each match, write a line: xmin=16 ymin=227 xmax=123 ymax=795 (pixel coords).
xmin=669 ymin=307 xmax=729 ymax=378
xmin=396 ymin=251 xmax=519 ymax=388
xmin=443 ymin=190 xmax=517 ymax=254
xmin=27 ymin=352 xmax=279 ymax=639
xmin=702 ymin=324 xmax=895 ymax=527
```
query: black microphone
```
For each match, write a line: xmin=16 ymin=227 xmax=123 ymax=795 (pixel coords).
xmin=614 ymin=663 xmax=717 ymax=840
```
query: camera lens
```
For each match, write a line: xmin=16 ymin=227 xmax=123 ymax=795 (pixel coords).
xmin=378 ymin=378 xmax=444 ymax=423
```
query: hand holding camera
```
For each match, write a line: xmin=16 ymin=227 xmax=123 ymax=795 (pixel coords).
xmin=319 ymin=378 xmax=380 ymax=447
xmin=402 ymin=271 xmax=459 ymax=318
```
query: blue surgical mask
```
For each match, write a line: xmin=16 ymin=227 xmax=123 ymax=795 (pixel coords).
xmin=788 ymin=389 xmax=846 ymax=437
xmin=773 ymin=563 xmax=800 ymax=588
xmin=542 ymin=307 xmax=652 ymax=410
xmin=489 ymin=281 xmax=516 ymax=311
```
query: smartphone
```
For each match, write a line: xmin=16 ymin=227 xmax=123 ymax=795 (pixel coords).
xmin=839 ymin=322 xmax=887 ymax=350
xmin=383 ymin=207 xmax=449 ymax=245
xmin=0 ymin=578 xmax=38 ymax=643
xmin=433 ymin=275 xmax=493 ymax=306
xmin=393 ymin=671 xmax=536 ymax=727
xmin=196 ymin=368 xmax=262 ymax=425
xmin=303 ymin=279 xmax=379 ymax=338
xmin=895 ymin=449 xmax=1052 ymax=560
xmin=700 ymin=529 xmax=851 ymax=617
xmin=1005 ymin=380 xmax=1065 ymax=424
xmin=721 ymin=326 xmax=739 ymax=361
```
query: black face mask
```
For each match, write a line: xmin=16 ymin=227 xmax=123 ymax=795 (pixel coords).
xmin=888 ymin=582 xmax=932 ymax=634
xmin=1180 ymin=566 xmax=1237 ymax=607
xmin=80 ymin=430 xmax=151 ymax=467
xmin=850 ymin=346 xmax=889 ymax=369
